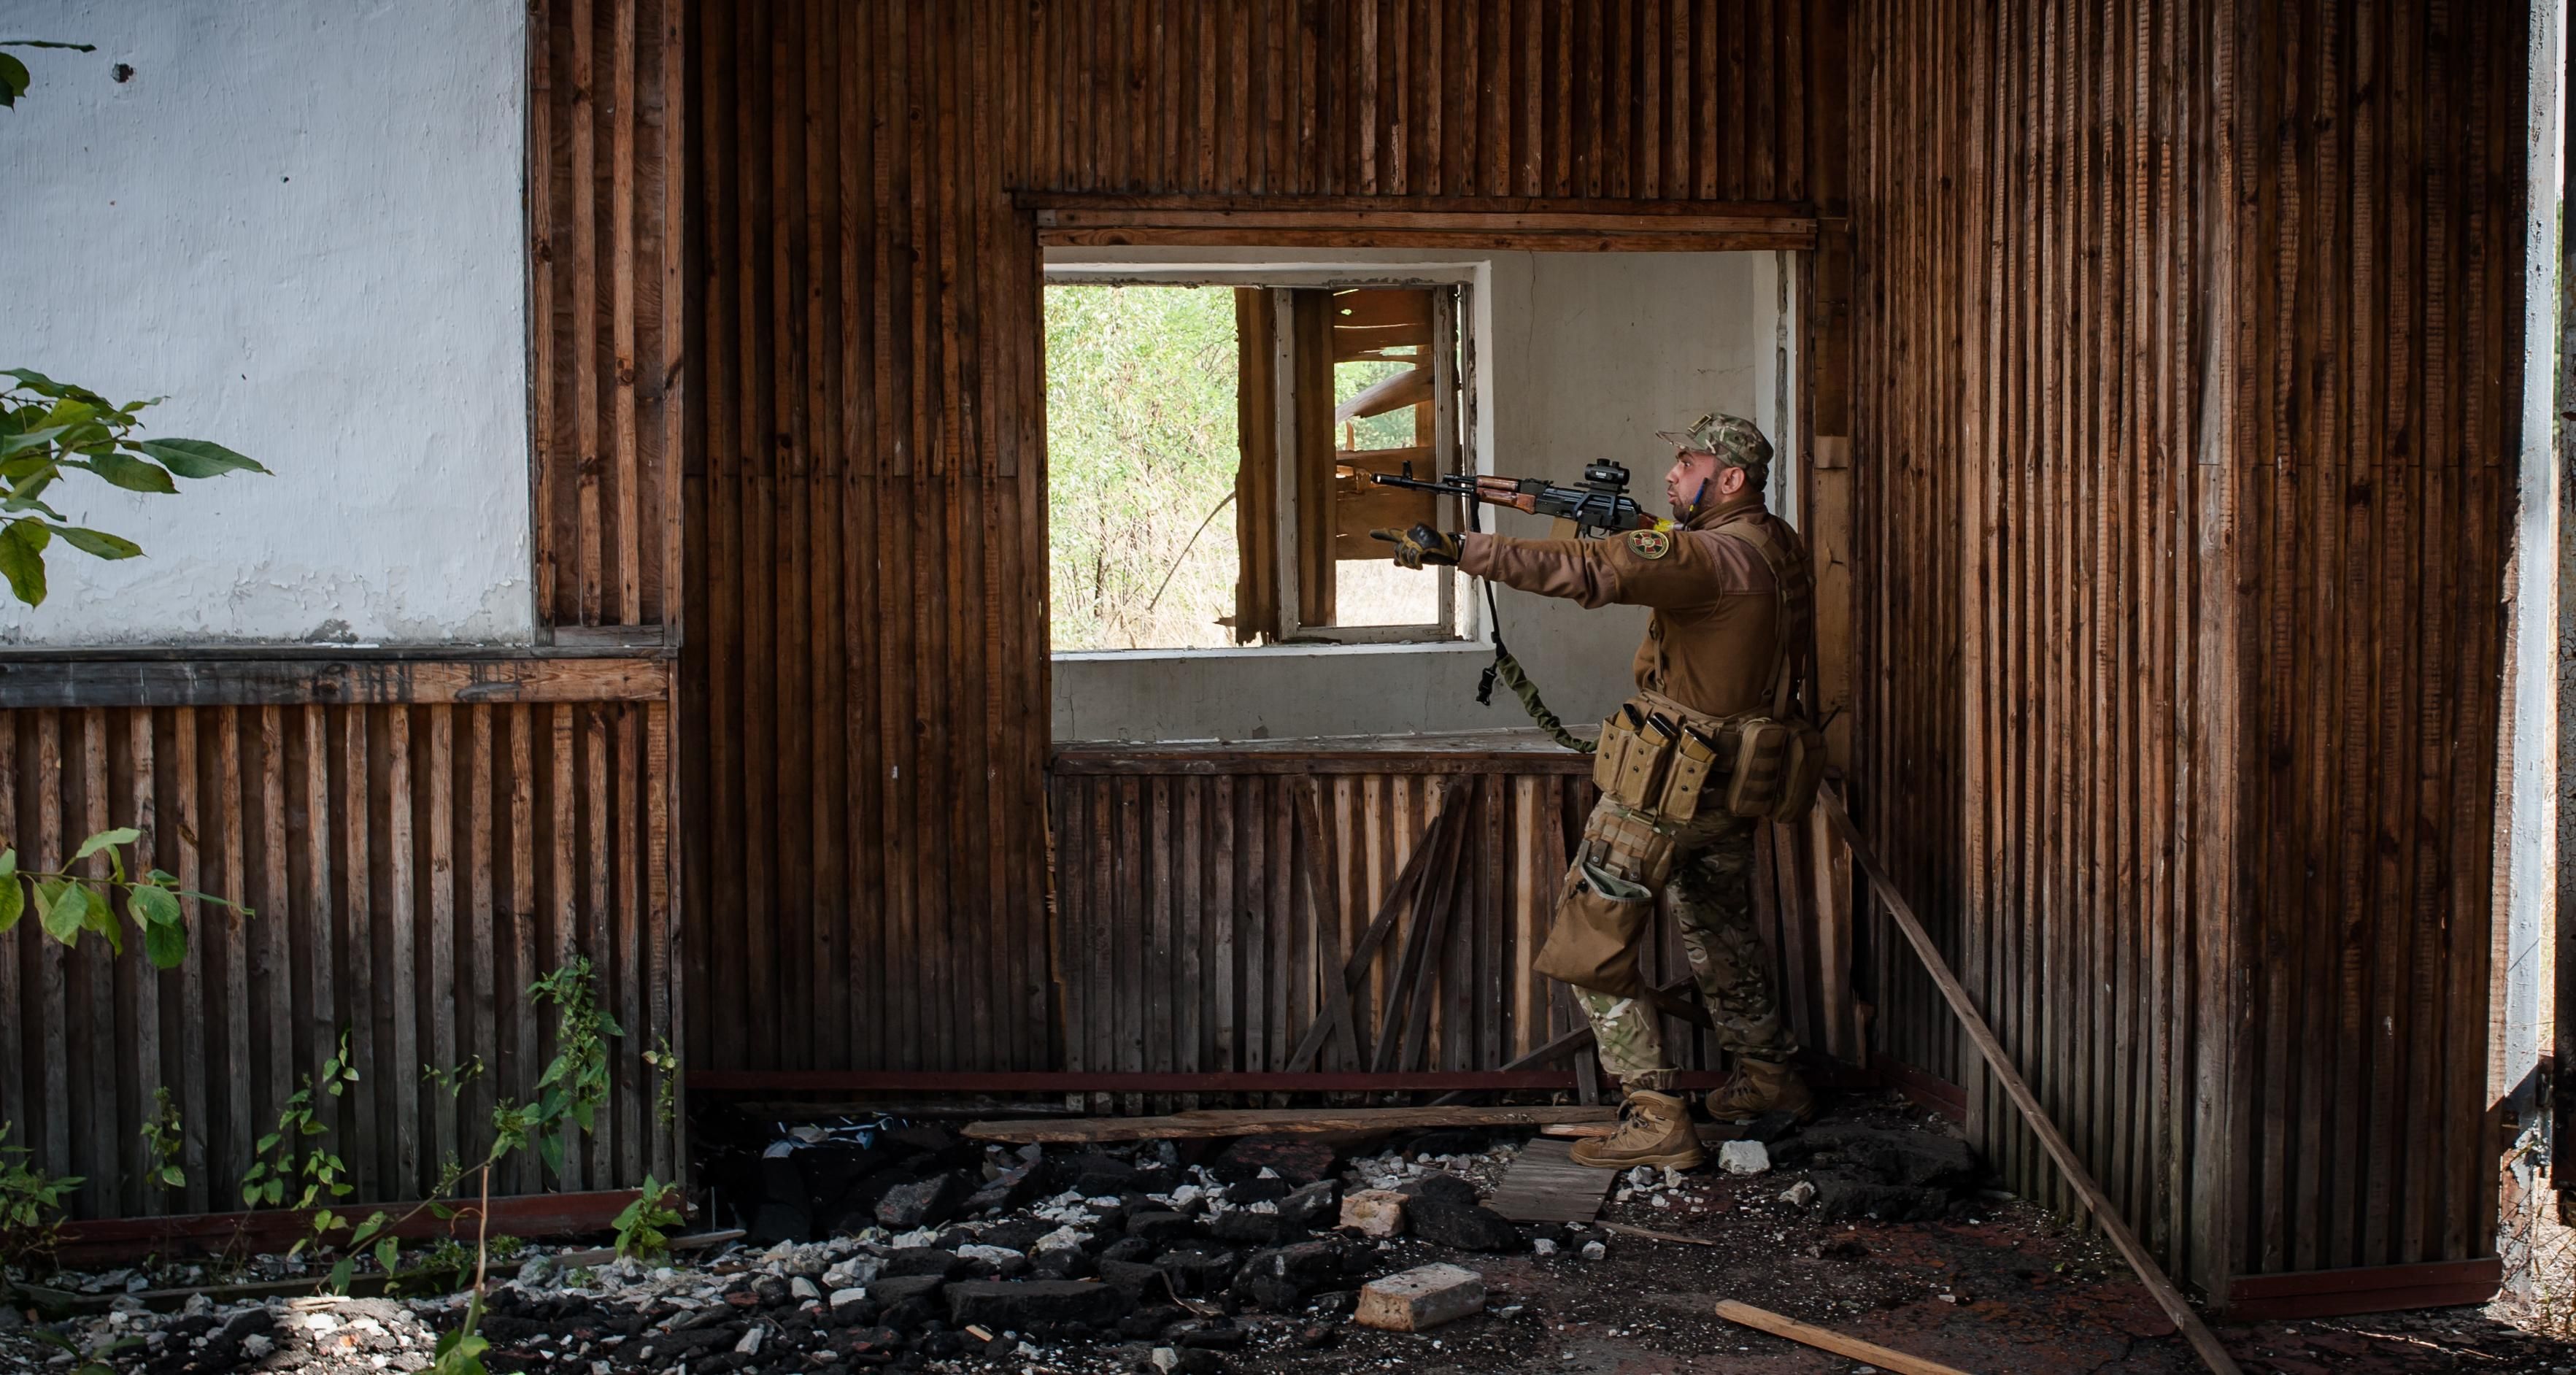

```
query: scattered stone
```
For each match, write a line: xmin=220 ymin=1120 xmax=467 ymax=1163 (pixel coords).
xmin=1718 ymin=1140 xmax=1773 ymax=1175
xmin=1743 ymin=1110 xmax=1803 ymax=1144
xmin=1068 ymin=1154 xmax=1141 ymax=1196
xmin=867 ymin=1274 xmax=949 ymax=1309
xmin=1230 ymin=1239 xmax=1346 ymax=1311
xmin=824 ymin=1254 xmax=884 ymax=1290
xmin=1810 ymin=1171 xmax=1951 ymax=1222
xmin=1404 ymin=1198 xmax=1524 ymax=1252
xmin=734 ymin=1325 xmax=766 ymax=1355
xmin=1209 ymin=1209 xmax=1296 ymax=1246
xmin=1099 ymin=1257 xmax=1165 ymax=1299
xmin=830 ymin=1287 xmax=874 ymax=1324
xmin=1211 ymin=1136 xmax=1340 ymax=1185
xmin=1339 ymin=1189 xmax=1407 ymax=1238
xmin=944 ymin=1279 xmax=1131 ymax=1330
xmin=1395 ymin=1130 xmax=1488 ymax=1158
xmin=879 ymin=1247 xmax=967 ymax=1279
xmin=1398 ymin=1172 xmax=1481 ymax=1209
xmin=1126 ymin=1209 xmax=1197 ymax=1242
xmin=1354 ymin=1263 xmax=1486 ymax=1333
xmin=1033 ymin=1247 xmax=1098 ymax=1279
xmin=1531 ymin=1237 xmax=1558 ymax=1257
xmin=1779 ymin=1180 xmax=1818 ymax=1207
xmin=876 ymin=1172 xmax=973 ymax=1230
xmin=1276 ymin=1179 xmax=1341 ymax=1229
xmin=1580 ymin=1240 xmax=1608 ymax=1260
xmin=1153 ymin=1245 xmax=1241 ymax=1297
xmin=963 ymin=1161 xmax=1044 ymax=1215
xmin=1801 ymin=1123 xmax=1984 ymax=1187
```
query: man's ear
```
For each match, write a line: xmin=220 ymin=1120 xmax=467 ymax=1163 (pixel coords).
xmin=1716 ymin=463 xmax=1748 ymax=496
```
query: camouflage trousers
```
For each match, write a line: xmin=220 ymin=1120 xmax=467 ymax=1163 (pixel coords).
xmin=1571 ymin=806 xmax=1793 ymax=1091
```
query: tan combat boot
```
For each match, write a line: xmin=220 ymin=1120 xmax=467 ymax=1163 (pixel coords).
xmin=1568 ymin=1090 xmax=1705 ymax=1171
xmin=1702 ymin=1058 xmax=1816 ymax=1124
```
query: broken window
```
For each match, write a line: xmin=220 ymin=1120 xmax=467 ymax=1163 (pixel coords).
xmin=1045 ymin=278 xmax=1468 ymax=653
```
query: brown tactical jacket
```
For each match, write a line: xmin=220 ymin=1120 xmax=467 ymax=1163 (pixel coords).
xmin=1456 ymin=492 xmax=1803 ymax=721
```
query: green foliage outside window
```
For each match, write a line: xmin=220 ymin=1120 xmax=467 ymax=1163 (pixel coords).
xmin=1045 ymin=285 xmax=1242 ymax=652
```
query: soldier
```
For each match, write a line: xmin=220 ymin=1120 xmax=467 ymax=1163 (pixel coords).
xmin=1373 ymin=412 xmax=1816 ymax=1171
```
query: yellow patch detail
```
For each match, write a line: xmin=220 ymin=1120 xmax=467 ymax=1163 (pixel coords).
xmin=1624 ymin=528 xmax=1673 ymax=561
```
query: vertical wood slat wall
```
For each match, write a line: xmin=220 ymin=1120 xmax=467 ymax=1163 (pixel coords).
xmin=1047 ymin=758 xmax=1846 ymax=1093
xmin=531 ymin=0 xmax=687 ymax=632
xmin=0 ymin=696 xmax=680 ymax=1221
xmin=1850 ymin=0 xmax=2527 ymax=1296
xmin=677 ymin=0 xmax=1833 ymax=1077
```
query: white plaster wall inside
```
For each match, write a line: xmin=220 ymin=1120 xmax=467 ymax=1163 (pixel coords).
xmin=1048 ymin=248 xmax=1781 ymax=743
xmin=4 ymin=1 xmax=533 ymax=644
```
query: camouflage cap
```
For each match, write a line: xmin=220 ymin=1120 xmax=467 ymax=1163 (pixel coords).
xmin=1655 ymin=412 xmax=1774 ymax=470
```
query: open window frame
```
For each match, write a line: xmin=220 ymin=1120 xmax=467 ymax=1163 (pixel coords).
xmin=1042 ymin=261 xmax=1487 ymax=653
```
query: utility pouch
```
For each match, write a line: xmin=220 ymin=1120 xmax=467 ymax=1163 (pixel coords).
xmin=1724 ymin=717 xmax=1794 ymax=819
xmin=1592 ymin=709 xmax=1638 ymax=794
xmin=1772 ymin=715 xmax=1828 ymax=823
xmin=1654 ymin=726 xmax=1719 ymax=822
xmin=1611 ymin=715 xmax=1677 ymax=809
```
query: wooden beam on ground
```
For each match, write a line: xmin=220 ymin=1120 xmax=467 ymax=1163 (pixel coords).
xmin=961 ymin=1104 xmax=1619 ymax=1144
xmin=1482 ymin=1137 xmax=1615 ymax=1224
xmin=1821 ymin=794 xmax=2242 ymax=1375
xmin=1713 ymin=1300 xmax=1970 ymax=1375
xmin=689 ymin=1068 xmax=1740 ymax=1094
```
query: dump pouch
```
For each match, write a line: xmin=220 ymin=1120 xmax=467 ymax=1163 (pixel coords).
xmin=1531 ymin=800 xmax=1678 ymax=995
xmin=1530 ymin=862 xmax=1656 ymax=995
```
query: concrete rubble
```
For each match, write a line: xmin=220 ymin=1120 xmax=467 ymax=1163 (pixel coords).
xmin=15 ymin=1093 xmax=2550 ymax=1373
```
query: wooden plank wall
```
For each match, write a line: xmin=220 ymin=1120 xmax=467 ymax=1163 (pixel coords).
xmin=1850 ymin=0 xmax=2528 ymax=1298
xmin=531 ymin=0 xmax=687 ymax=632
xmin=1047 ymin=754 xmax=1849 ymax=1096
xmin=677 ymin=0 xmax=1837 ymax=1076
xmin=0 ymin=690 xmax=680 ymax=1221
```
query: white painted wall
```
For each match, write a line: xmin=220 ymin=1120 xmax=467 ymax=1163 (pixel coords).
xmin=2504 ymin=0 xmax=2567 ymax=1105
xmin=3 ymin=1 xmax=533 ymax=645
xmin=1047 ymin=248 xmax=1781 ymax=742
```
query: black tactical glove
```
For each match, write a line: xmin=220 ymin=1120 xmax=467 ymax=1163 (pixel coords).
xmin=1370 ymin=523 xmax=1465 ymax=569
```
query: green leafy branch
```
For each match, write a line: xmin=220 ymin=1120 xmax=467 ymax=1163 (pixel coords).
xmin=0 ymin=828 xmax=249 ymax=970
xmin=0 ymin=39 xmax=96 ymax=111
xmin=611 ymin=1175 xmax=682 ymax=1260
xmin=0 ymin=369 xmax=268 ymax=606
xmin=306 ymin=959 xmax=630 ymax=1294
xmin=0 ymin=1121 xmax=79 ymax=1272
xmin=529 ymin=957 xmax=622 ymax=1176
xmin=244 ymin=1033 xmax=359 ymax=1223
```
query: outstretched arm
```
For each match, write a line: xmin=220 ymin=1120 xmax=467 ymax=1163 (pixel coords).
xmin=1459 ymin=528 xmax=1738 ymax=610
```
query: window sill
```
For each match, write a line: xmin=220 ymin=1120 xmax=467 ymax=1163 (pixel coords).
xmin=1053 ymin=639 xmax=1480 ymax=664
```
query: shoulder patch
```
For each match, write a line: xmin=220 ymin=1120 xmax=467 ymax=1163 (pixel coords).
xmin=1624 ymin=528 xmax=1673 ymax=561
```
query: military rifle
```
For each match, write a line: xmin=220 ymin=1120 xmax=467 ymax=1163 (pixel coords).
xmin=1368 ymin=458 xmax=1674 ymax=540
